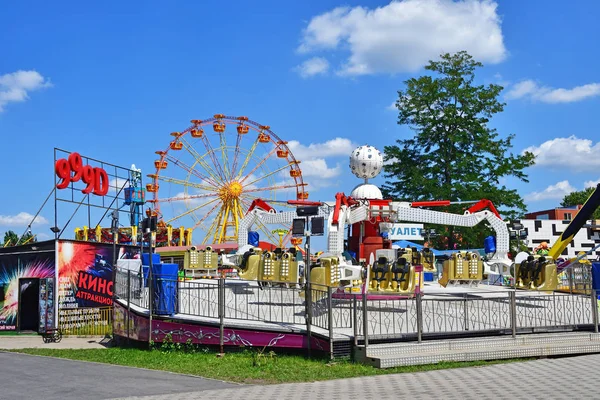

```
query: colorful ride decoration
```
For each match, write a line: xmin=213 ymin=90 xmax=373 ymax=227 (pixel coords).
xmin=74 ymin=225 xmax=193 ymax=247
xmin=147 ymin=114 xmax=308 ymax=246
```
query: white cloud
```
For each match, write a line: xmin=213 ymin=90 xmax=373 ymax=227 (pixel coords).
xmin=287 ymin=137 xmax=357 ymax=160
xmin=387 ymin=101 xmax=397 ymax=111
xmin=506 ymin=79 xmax=600 ymax=103
xmin=301 ymin=159 xmax=341 ymax=178
xmin=585 ymin=179 xmax=600 ymax=189
xmin=525 ymin=180 xmax=576 ymax=202
xmin=297 ymin=0 xmax=506 ymax=76
xmin=294 ymin=57 xmax=329 ymax=78
xmin=0 ymin=212 xmax=48 ymax=227
xmin=523 ymin=136 xmax=600 ymax=172
xmin=0 ymin=70 xmax=52 ymax=111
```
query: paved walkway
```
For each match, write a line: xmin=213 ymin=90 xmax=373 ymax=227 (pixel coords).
xmin=0 ymin=351 xmax=236 ymax=400
xmin=0 ymin=335 xmax=109 ymax=349
xmin=113 ymin=353 xmax=600 ymax=400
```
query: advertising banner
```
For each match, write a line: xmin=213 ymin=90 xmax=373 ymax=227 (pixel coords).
xmin=0 ymin=253 xmax=54 ymax=331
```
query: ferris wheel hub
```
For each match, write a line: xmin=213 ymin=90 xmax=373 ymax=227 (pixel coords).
xmin=219 ymin=181 xmax=243 ymax=201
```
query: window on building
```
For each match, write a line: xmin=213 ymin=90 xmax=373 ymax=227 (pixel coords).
xmin=536 ymin=214 xmax=549 ymax=220
xmin=564 ymin=213 xmax=572 ymax=221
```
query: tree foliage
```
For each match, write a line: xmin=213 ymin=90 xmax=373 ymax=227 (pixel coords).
xmin=561 ymin=187 xmax=600 ymax=219
xmin=382 ymin=51 xmax=535 ymax=249
xmin=2 ymin=230 xmax=19 ymax=247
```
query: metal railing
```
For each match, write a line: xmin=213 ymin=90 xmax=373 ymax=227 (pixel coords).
xmin=59 ymin=306 xmax=113 ymax=336
xmin=114 ymin=268 xmax=600 ymax=358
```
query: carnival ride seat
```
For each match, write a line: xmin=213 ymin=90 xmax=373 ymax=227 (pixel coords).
xmin=237 ymin=248 xmax=262 ymax=281
xmin=411 ymin=247 xmax=421 ymax=266
xmin=278 ymin=251 xmax=299 ymax=286
xmin=200 ymin=246 xmax=219 ymax=270
xmin=439 ymin=252 xmax=483 ymax=288
xmin=239 ymin=248 xmax=255 ymax=271
xmin=372 ymin=256 xmax=389 ymax=283
xmin=259 ymin=251 xmax=279 ymax=283
xmin=391 ymin=258 xmax=410 ymax=284
xmin=516 ymin=255 xmax=558 ymax=291
xmin=421 ymin=248 xmax=435 ymax=272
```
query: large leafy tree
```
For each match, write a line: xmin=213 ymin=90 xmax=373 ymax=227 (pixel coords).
xmin=561 ymin=187 xmax=600 ymax=219
xmin=2 ymin=231 xmax=18 ymax=247
xmin=382 ymin=51 xmax=535 ymax=249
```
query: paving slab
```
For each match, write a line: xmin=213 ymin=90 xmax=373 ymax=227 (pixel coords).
xmin=112 ymin=353 xmax=600 ymax=400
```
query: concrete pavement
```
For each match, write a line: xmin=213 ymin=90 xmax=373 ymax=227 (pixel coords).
xmin=0 ymin=335 xmax=110 ymax=349
xmin=0 ymin=351 xmax=237 ymax=400
xmin=113 ymin=353 xmax=600 ymax=400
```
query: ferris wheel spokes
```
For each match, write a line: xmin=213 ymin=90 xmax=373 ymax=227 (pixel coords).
xmin=244 ymin=183 xmax=307 ymax=195
xmin=199 ymin=133 xmax=227 ymax=180
xmin=164 ymin=153 xmax=220 ymax=188
xmin=150 ymin=174 xmax=216 ymax=193
xmin=239 ymin=146 xmax=279 ymax=184
xmin=165 ymin=196 xmax=221 ymax=225
xmin=243 ymin=163 xmax=295 ymax=188
xmin=235 ymin=137 xmax=262 ymax=180
xmin=229 ymin=130 xmax=245 ymax=179
xmin=178 ymin=138 xmax=223 ymax=185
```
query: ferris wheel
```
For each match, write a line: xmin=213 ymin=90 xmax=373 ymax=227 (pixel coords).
xmin=146 ymin=114 xmax=308 ymax=245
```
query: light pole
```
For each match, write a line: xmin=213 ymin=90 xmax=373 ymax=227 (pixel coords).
xmin=293 ymin=206 xmax=324 ymax=358
xmin=508 ymin=220 xmax=528 ymax=255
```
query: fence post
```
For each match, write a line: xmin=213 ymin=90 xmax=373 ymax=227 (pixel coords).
xmin=219 ymin=278 xmax=225 ymax=354
xmin=353 ymin=295 xmax=358 ymax=347
xmin=591 ymin=288 xmax=598 ymax=333
xmin=328 ymin=286 xmax=334 ymax=360
xmin=463 ymin=293 xmax=469 ymax=331
xmin=416 ymin=292 xmax=423 ymax=343
xmin=127 ymin=270 xmax=131 ymax=343
xmin=362 ymin=290 xmax=368 ymax=349
xmin=510 ymin=290 xmax=517 ymax=338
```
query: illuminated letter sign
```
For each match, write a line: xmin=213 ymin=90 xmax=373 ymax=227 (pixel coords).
xmin=55 ymin=152 xmax=109 ymax=196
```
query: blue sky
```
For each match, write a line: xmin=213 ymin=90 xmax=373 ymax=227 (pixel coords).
xmin=1 ymin=0 xmax=599 ymax=243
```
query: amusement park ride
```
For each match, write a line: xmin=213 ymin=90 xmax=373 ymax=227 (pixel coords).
xmin=70 ymin=114 xmax=600 ymax=297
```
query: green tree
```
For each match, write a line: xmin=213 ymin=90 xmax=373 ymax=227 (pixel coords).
xmin=2 ymin=230 xmax=18 ymax=247
xmin=561 ymin=187 xmax=600 ymax=219
xmin=382 ymin=51 xmax=535 ymax=249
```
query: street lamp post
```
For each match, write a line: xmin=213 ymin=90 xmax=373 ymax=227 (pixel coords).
xmin=293 ymin=206 xmax=324 ymax=358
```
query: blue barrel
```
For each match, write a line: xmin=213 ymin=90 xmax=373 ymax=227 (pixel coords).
xmin=248 ymin=231 xmax=260 ymax=247
xmin=152 ymin=263 xmax=178 ymax=315
xmin=142 ymin=253 xmax=161 ymax=266
xmin=484 ymin=236 xmax=496 ymax=254
xmin=592 ymin=263 xmax=600 ymax=298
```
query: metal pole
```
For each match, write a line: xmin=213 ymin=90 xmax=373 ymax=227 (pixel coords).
xmin=591 ymin=288 xmax=598 ymax=333
xmin=147 ymin=229 xmax=153 ymax=347
xmin=510 ymin=290 xmax=517 ymax=338
xmin=353 ymin=296 xmax=358 ymax=347
xmin=305 ymin=218 xmax=312 ymax=358
xmin=463 ymin=293 xmax=469 ymax=331
xmin=362 ymin=290 xmax=368 ymax=349
xmin=328 ymin=286 xmax=334 ymax=360
xmin=127 ymin=270 xmax=131 ymax=343
xmin=112 ymin=211 xmax=118 ymax=343
xmin=219 ymin=277 xmax=225 ymax=354
xmin=416 ymin=292 xmax=423 ymax=343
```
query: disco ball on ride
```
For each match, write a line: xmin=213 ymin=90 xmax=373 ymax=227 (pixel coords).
xmin=349 ymin=145 xmax=383 ymax=180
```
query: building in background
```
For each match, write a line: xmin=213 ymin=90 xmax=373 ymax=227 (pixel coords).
xmin=525 ymin=205 xmax=583 ymax=221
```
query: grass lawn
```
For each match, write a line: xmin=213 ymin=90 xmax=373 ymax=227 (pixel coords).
xmin=10 ymin=346 xmax=526 ymax=384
